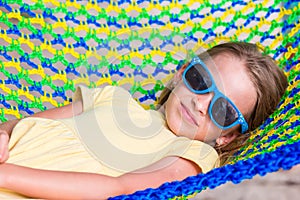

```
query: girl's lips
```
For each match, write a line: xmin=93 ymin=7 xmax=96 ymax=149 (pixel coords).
xmin=181 ymin=103 xmax=198 ymax=126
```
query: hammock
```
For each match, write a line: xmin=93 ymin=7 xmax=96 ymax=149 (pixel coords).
xmin=0 ymin=0 xmax=299 ymax=199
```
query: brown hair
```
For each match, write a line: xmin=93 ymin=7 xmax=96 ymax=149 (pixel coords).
xmin=157 ymin=42 xmax=288 ymax=166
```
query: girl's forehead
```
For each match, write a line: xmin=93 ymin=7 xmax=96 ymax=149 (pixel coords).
xmin=208 ymin=54 xmax=257 ymax=116
xmin=210 ymin=55 xmax=244 ymax=92
xmin=202 ymin=54 xmax=231 ymax=91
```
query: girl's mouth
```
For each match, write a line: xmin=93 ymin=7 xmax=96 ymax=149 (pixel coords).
xmin=181 ymin=103 xmax=198 ymax=126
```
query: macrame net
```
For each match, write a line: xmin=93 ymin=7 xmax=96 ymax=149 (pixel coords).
xmin=0 ymin=0 xmax=299 ymax=199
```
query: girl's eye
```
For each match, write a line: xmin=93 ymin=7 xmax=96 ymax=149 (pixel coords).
xmin=212 ymin=98 xmax=238 ymax=126
xmin=186 ymin=64 xmax=212 ymax=91
xmin=224 ymin=103 xmax=238 ymax=126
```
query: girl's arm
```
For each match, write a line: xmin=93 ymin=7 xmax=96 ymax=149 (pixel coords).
xmin=0 ymin=156 xmax=200 ymax=199
xmin=0 ymin=101 xmax=83 ymax=163
xmin=0 ymin=100 xmax=83 ymax=138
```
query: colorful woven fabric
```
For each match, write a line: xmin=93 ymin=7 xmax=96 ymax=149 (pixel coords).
xmin=0 ymin=0 xmax=299 ymax=199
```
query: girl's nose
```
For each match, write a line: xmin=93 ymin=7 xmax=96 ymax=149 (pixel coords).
xmin=192 ymin=93 xmax=214 ymax=115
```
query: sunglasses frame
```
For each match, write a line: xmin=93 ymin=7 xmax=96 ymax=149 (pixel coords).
xmin=182 ymin=56 xmax=249 ymax=134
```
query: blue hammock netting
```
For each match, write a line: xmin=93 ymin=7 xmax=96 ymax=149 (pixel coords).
xmin=0 ymin=0 xmax=299 ymax=199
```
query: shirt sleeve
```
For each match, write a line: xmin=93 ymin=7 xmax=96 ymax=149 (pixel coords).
xmin=183 ymin=140 xmax=219 ymax=173
xmin=166 ymin=139 xmax=219 ymax=173
xmin=72 ymin=85 xmax=104 ymax=112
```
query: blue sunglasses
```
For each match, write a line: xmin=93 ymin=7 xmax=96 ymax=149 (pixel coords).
xmin=182 ymin=56 xmax=249 ymax=134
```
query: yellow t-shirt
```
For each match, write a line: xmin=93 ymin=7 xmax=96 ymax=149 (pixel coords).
xmin=3 ymin=86 xmax=218 ymax=198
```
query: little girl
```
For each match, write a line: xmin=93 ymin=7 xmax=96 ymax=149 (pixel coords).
xmin=0 ymin=42 xmax=287 ymax=199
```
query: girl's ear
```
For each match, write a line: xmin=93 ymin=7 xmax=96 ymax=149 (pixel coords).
xmin=215 ymin=131 xmax=239 ymax=146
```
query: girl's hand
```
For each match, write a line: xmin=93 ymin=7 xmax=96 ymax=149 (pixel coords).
xmin=0 ymin=130 xmax=9 ymax=163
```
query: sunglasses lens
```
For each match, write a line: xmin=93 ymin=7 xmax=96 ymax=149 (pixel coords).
xmin=185 ymin=64 xmax=212 ymax=91
xmin=211 ymin=97 xmax=239 ymax=127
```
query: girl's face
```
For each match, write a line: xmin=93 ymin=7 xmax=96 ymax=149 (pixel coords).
xmin=163 ymin=53 xmax=257 ymax=146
